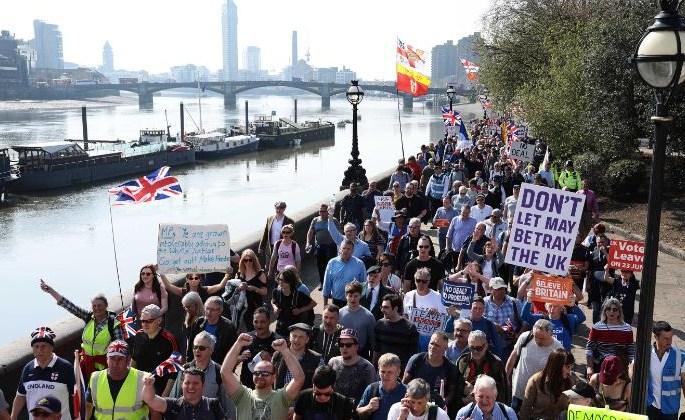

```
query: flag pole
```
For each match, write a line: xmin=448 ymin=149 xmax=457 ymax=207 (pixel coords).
xmin=395 ymin=86 xmax=406 ymax=161
xmin=107 ymin=195 xmax=125 ymax=309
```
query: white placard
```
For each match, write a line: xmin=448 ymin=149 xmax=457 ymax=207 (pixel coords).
xmin=157 ymin=224 xmax=231 ymax=274
xmin=510 ymin=141 xmax=535 ymax=163
xmin=374 ymin=196 xmax=395 ymax=225
xmin=504 ymin=184 xmax=585 ymax=275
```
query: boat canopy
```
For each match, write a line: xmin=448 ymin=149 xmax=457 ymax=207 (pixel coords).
xmin=12 ymin=142 xmax=87 ymax=157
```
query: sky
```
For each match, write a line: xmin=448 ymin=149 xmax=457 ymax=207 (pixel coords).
xmin=2 ymin=0 xmax=492 ymax=80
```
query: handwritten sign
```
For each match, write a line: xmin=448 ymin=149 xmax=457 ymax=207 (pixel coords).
xmin=441 ymin=282 xmax=474 ymax=308
xmin=567 ymin=404 xmax=647 ymax=420
xmin=375 ymin=195 xmax=395 ymax=225
xmin=510 ymin=141 xmax=535 ymax=163
xmin=409 ymin=307 xmax=449 ymax=336
xmin=157 ymin=224 xmax=231 ymax=274
xmin=531 ymin=273 xmax=574 ymax=305
xmin=504 ymin=184 xmax=585 ymax=275
xmin=608 ymin=239 xmax=645 ymax=272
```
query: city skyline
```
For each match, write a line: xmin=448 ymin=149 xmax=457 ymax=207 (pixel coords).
xmin=1 ymin=0 xmax=492 ymax=80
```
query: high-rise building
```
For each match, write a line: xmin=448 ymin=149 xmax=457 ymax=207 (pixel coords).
xmin=0 ymin=30 xmax=28 ymax=86
xmin=102 ymin=41 xmax=113 ymax=73
xmin=222 ymin=0 xmax=238 ymax=81
xmin=336 ymin=67 xmax=356 ymax=84
xmin=244 ymin=46 xmax=260 ymax=74
xmin=431 ymin=40 xmax=458 ymax=85
xmin=292 ymin=31 xmax=298 ymax=67
xmin=33 ymin=20 xmax=63 ymax=69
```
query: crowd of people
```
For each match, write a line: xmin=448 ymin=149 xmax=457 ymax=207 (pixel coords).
xmin=3 ymin=117 xmax=685 ymax=420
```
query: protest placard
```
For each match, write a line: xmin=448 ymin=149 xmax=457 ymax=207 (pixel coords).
xmin=510 ymin=141 xmax=535 ymax=163
xmin=157 ymin=224 xmax=231 ymax=274
xmin=504 ymin=184 xmax=585 ymax=276
xmin=409 ymin=307 xmax=449 ymax=336
xmin=608 ymin=239 xmax=645 ymax=272
xmin=441 ymin=282 xmax=474 ymax=308
xmin=374 ymin=195 xmax=395 ymax=225
xmin=566 ymin=404 xmax=647 ymax=420
xmin=434 ymin=218 xmax=451 ymax=229
xmin=530 ymin=273 xmax=574 ymax=305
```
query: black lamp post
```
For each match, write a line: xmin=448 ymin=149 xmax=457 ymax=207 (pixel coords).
xmin=446 ymin=85 xmax=455 ymax=111
xmin=341 ymin=80 xmax=368 ymax=189
xmin=630 ymin=0 xmax=685 ymax=414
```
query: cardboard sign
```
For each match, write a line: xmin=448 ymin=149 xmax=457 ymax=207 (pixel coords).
xmin=157 ymin=224 xmax=231 ymax=274
xmin=566 ymin=404 xmax=647 ymax=420
xmin=374 ymin=195 xmax=395 ymax=225
xmin=530 ymin=273 xmax=574 ymax=305
xmin=504 ymin=184 xmax=585 ymax=275
xmin=409 ymin=307 xmax=449 ymax=336
xmin=441 ymin=282 xmax=474 ymax=308
xmin=608 ymin=239 xmax=645 ymax=272
xmin=510 ymin=141 xmax=535 ymax=163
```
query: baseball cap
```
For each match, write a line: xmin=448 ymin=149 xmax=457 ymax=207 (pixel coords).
xmin=141 ymin=304 xmax=162 ymax=319
xmin=30 ymin=396 xmax=61 ymax=415
xmin=492 ymin=209 xmax=503 ymax=217
xmin=339 ymin=328 xmax=359 ymax=343
xmin=366 ymin=265 xmax=382 ymax=274
xmin=288 ymin=323 xmax=312 ymax=333
xmin=476 ymin=193 xmax=486 ymax=199
xmin=31 ymin=326 xmax=56 ymax=347
xmin=599 ymin=355 xmax=622 ymax=385
xmin=489 ymin=277 xmax=507 ymax=290
xmin=107 ymin=340 xmax=130 ymax=358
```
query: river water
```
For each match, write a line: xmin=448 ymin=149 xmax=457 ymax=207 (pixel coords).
xmin=0 ymin=93 xmax=479 ymax=346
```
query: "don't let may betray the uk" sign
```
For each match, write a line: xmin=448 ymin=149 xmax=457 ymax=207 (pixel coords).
xmin=504 ymin=184 xmax=585 ymax=275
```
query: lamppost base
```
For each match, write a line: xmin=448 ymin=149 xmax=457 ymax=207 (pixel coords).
xmin=340 ymin=163 xmax=368 ymax=191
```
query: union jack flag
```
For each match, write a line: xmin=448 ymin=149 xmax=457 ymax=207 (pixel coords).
xmin=109 ymin=166 xmax=182 ymax=205
xmin=155 ymin=352 xmax=184 ymax=377
xmin=73 ymin=351 xmax=86 ymax=420
xmin=31 ymin=326 xmax=56 ymax=341
xmin=116 ymin=306 xmax=139 ymax=340
xmin=441 ymin=106 xmax=462 ymax=127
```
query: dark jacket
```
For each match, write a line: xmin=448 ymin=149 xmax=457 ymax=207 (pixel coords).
xmin=259 ymin=214 xmax=295 ymax=255
xmin=272 ymin=348 xmax=322 ymax=389
xmin=310 ymin=323 xmax=343 ymax=363
xmin=187 ymin=316 xmax=237 ymax=364
xmin=454 ymin=350 xmax=508 ymax=410
xmin=360 ymin=283 xmax=394 ymax=320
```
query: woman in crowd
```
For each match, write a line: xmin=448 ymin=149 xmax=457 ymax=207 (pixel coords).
xmin=180 ymin=291 xmax=204 ymax=356
xmin=466 ymin=237 xmax=504 ymax=281
xmin=159 ymin=270 xmax=230 ymax=302
xmin=359 ymin=219 xmax=385 ymax=261
xmin=585 ymin=298 xmax=635 ymax=378
xmin=268 ymin=224 xmax=302 ymax=279
xmin=132 ymin=264 xmax=168 ymax=319
xmin=389 ymin=165 xmax=411 ymax=192
xmin=378 ymin=253 xmax=402 ymax=293
xmin=521 ymin=291 xmax=586 ymax=350
xmin=604 ymin=268 xmax=639 ymax=325
xmin=236 ymin=249 xmax=268 ymax=331
xmin=589 ymin=355 xmax=631 ymax=412
xmin=447 ymin=261 xmax=488 ymax=298
xmin=519 ymin=349 xmax=576 ymax=419
xmin=272 ymin=268 xmax=316 ymax=336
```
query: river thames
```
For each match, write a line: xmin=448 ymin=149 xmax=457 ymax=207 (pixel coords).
xmin=0 ymin=93 xmax=479 ymax=346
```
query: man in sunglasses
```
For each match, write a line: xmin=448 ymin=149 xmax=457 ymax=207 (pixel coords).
xmin=402 ymin=235 xmax=444 ymax=293
xmin=453 ymin=331 xmax=508 ymax=411
xmin=328 ymin=329 xmax=379 ymax=404
xmin=187 ymin=297 xmax=237 ymax=365
xmin=223 ymin=334 xmax=304 ymax=420
xmin=293 ymin=365 xmax=356 ymax=420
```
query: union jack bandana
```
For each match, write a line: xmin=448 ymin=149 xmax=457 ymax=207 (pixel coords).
xmin=31 ymin=326 xmax=56 ymax=345
xmin=106 ymin=340 xmax=129 ymax=357
xmin=155 ymin=352 xmax=184 ymax=377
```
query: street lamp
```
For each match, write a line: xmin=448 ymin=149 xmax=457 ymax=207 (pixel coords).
xmin=446 ymin=85 xmax=455 ymax=111
xmin=341 ymin=80 xmax=368 ymax=189
xmin=630 ymin=0 xmax=685 ymax=414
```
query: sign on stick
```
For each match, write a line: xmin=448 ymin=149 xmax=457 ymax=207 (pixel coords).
xmin=608 ymin=239 xmax=645 ymax=272
xmin=441 ymin=281 xmax=474 ymax=308
xmin=510 ymin=141 xmax=535 ymax=163
xmin=157 ymin=224 xmax=231 ymax=274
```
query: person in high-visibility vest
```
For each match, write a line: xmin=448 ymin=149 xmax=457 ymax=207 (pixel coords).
xmin=86 ymin=340 xmax=149 ymax=420
xmin=40 ymin=279 xmax=122 ymax=380
xmin=557 ymin=160 xmax=583 ymax=192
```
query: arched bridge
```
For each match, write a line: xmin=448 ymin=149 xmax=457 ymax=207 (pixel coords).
xmin=72 ymin=80 xmax=473 ymax=111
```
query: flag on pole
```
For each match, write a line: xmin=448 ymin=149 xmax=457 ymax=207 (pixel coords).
xmin=155 ymin=352 xmax=185 ymax=377
xmin=116 ymin=306 xmax=139 ymax=339
xmin=396 ymin=38 xmax=431 ymax=96
xmin=441 ymin=106 xmax=462 ymax=127
xmin=109 ymin=166 xmax=182 ymax=205
xmin=73 ymin=350 xmax=86 ymax=420
xmin=460 ymin=58 xmax=480 ymax=81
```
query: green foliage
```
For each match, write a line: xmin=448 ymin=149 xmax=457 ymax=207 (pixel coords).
xmin=605 ymin=159 xmax=646 ymax=197
xmin=573 ymin=152 xmax=607 ymax=194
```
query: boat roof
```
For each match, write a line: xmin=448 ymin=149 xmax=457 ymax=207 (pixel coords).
xmin=187 ymin=132 xmax=225 ymax=140
xmin=11 ymin=142 xmax=82 ymax=153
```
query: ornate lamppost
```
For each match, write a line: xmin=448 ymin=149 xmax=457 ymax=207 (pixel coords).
xmin=340 ymin=80 xmax=367 ymax=189
xmin=446 ymin=85 xmax=455 ymax=111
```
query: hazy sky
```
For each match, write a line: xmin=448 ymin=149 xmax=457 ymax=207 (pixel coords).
xmin=3 ymin=0 xmax=492 ymax=80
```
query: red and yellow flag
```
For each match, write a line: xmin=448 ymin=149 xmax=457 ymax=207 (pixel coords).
xmin=396 ymin=38 xmax=431 ymax=96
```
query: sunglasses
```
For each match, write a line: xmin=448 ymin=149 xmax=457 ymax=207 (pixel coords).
xmin=193 ymin=345 xmax=208 ymax=351
xmin=189 ymin=276 xmax=201 ymax=280
xmin=282 ymin=231 xmax=293 ymax=235
xmin=140 ymin=318 xmax=158 ymax=324
xmin=314 ymin=390 xmax=333 ymax=398
xmin=253 ymin=371 xmax=273 ymax=377
xmin=455 ymin=328 xmax=471 ymax=333
xmin=141 ymin=272 xmax=153 ymax=276
xmin=418 ymin=245 xmax=431 ymax=249
xmin=380 ymin=262 xmax=391 ymax=267
xmin=606 ymin=307 xmax=620 ymax=312
xmin=415 ymin=279 xmax=429 ymax=284
xmin=31 ymin=413 xmax=52 ymax=418
xmin=469 ymin=345 xmax=486 ymax=352
xmin=243 ymin=258 xmax=254 ymax=262
xmin=338 ymin=342 xmax=357 ymax=348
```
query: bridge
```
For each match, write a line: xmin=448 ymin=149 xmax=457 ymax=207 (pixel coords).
xmin=71 ymin=81 xmax=473 ymax=111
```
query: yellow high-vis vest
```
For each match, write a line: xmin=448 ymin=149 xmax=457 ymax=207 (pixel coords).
xmin=90 ymin=368 xmax=149 ymax=420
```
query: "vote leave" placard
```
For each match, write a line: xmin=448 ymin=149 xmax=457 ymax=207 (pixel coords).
xmin=608 ymin=239 xmax=645 ymax=272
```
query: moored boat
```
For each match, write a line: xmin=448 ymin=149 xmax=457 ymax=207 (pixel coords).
xmin=253 ymin=116 xmax=335 ymax=149
xmin=185 ymin=132 xmax=260 ymax=159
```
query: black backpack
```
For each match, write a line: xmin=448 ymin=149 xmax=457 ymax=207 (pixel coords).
xmin=462 ymin=402 xmax=511 ymax=420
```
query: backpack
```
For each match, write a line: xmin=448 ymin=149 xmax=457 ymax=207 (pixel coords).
xmin=512 ymin=331 xmax=535 ymax=370
xmin=274 ymin=239 xmax=296 ymax=259
xmin=462 ymin=402 xmax=511 ymax=420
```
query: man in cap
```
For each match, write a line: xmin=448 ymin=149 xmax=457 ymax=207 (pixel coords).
xmin=142 ymin=368 xmax=225 ymax=420
xmin=484 ymin=277 xmax=522 ymax=360
xmin=86 ymin=340 xmax=149 ymax=420
xmin=272 ymin=323 xmax=323 ymax=390
xmin=328 ymin=329 xmax=379 ymax=403
xmin=361 ymin=265 xmax=394 ymax=321
xmin=558 ymin=160 xmax=582 ymax=192
xmin=12 ymin=327 xmax=75 ymax=420
xmin=470 ymin=193 xmax=493 ymax=223
xmin=376 ymin=208 xmax=408 ymax=257
xmin=28 ymin=396 xmax=62 ymax=420
xmin=258 ymin=201 xmax=295 ymax=265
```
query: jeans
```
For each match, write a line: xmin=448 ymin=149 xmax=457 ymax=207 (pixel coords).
xmin=647 ymin=405 xmax=678 ymax=420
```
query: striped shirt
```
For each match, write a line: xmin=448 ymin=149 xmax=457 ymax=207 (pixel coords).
xmin=585 ymin=321 xmax=635 ymax=363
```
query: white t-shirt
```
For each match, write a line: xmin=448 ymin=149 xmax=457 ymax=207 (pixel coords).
xmin=270 ymin=215 xmax=285 ymax=246
xmin=387 ymin=403 xmax=450 ymax=420
xmin=650 ymin=346 xmax=685 ymax=409
xmin=470 ymin=204 xmax=493 ymax=223
xmin=512 ymin=331 xmax=563 ymax=399
xmin=403 ymin=290 xmax=447 ymax=316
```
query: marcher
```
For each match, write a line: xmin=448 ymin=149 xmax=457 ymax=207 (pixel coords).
xmin=585 ymin=298 xmax=635 ymax=377
xmin=238 ymin=307 xmax=282 ymax=389
xmin=339 ymin=282 xmax=376 ymax=360
xmin=186 ymin=297 xmax=237 ymax=365
xmin=26 ymin=396 xmax=62 ymax=420
xmin=142 ymin=369 xmax=226 ymax=420
xmin=234 ymin=249 xmax=268 ymax=331
xmin=293 ymin=365 xmax=357 ymax=420
xmin=387 ymin=378 xmax=450 ymax=420
xmin=327 ymin=329 xmax=379 ymax=403
xmin=520 ymin=291 xmax=586 ymax=351
xmin=307 ymin=203 xmax=339 ymax=290
xmin=455 ymin=375 xmax=517 ymax=420
xmin=357 ymin=353 xmax=407 ymax=420
xmin=338 ymin=182 xmax=366 ymax=230
xmin=258 ymin=201 xmax=295 ymax=266
xmin=268 ymin=224 xmax=303 ymax=279
xmin=402 ymin=236 xmax=444 ymax=292
xmin=403 ymin=268 xmax=447 ymax=351
xmin=454 ymin=331 xmax=508 ymax=410
xmin=132 ymin=264 xmax=168 ymax=319
xmin=310 ymin=304 xmax=343 ymax=364
xmin=272 ymin=269 xmax=316 ymax=336
xmin=647 ymin=321 xmax=685 ymax=420
xmin=360 ymin=265 xmax=394 ymax=320
xmin=432 ymin=197 xmax=459 ymax=253
xmin=323 ymin=240 xmax=367 ymax=308
xmin=446 ymin=319 xmax=472 ymax=363
xmin=159 ymin=270 xmax=229 ymax=302
xmin=588 ymin=355 xmax=631 ymax=412
xmin=326 ymin=219 xmax=373 ymax=261
xmin=373 ymin=294 xmax=419 ymax=370
xmin=271 ymin=323 xmax=323 ymax=390
xmin=519 ymin=349 xmax=576 ymax=420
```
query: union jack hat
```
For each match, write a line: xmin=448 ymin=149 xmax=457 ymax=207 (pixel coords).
xmin=30 ymin=326 xmax=56 ymax=347
xmin=106 ymin=340 xmax=130 ymax=358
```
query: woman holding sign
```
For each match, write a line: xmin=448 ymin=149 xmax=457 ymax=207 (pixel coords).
xmin=520 ymin=290 xmax=586 ymax=350
xmin=159 ymin=271 xmax=230 ymax=303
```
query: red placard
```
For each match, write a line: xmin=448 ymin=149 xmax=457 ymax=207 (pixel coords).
xmin=608 ymin=239 xmax=644 ymax=272
xmin=434 ymin=219 xmax=451 ymax=228
xmin=531 ymin=273 xmax=574 ymax=305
